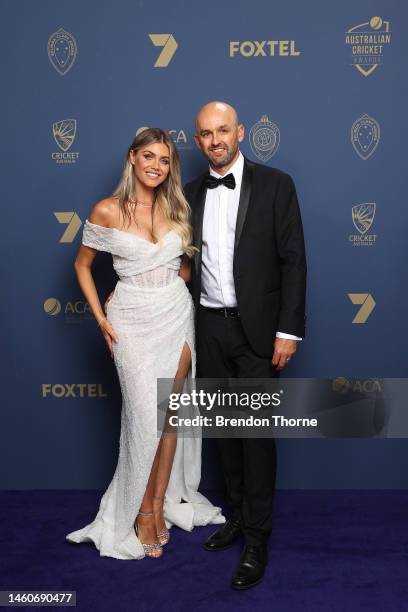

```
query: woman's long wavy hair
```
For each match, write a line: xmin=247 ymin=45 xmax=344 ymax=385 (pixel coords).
xmin=112 ymin=128 xmax=197 ymax=257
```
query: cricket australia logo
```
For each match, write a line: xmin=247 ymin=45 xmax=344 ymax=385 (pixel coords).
xmin=349 ymin=203 xmax=377 ymax=246
xmin=352 ymin=203 xmax=376 ymax=235
xmin=51 ymin=119 xmax=79 ymax=164
xmin=53 ymin=119 xmax=76 ymax=151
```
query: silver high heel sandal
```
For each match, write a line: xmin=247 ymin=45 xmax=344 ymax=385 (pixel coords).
xmin=153 ymin=496 xmax=170 ymax=546
xmin=134 ymin=510 xmax=163 ymax=558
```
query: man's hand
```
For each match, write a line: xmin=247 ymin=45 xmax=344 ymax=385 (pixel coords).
xmin=104 ymin=291 xmax=114 ymax=315
xmin=272 ymin=338 xmax=297 ymax=371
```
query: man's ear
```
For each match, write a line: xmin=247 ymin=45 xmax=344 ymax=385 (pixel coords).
xmin=238 ymin=124 xmax=245 ymax=143
xmin=194 ymin=134 xmax=202 ymax=150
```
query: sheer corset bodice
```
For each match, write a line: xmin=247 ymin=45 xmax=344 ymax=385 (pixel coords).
xmin=120 ymin=264 xmax=180 ymax=288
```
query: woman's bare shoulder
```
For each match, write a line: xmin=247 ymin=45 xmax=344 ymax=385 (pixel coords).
xmin=88 ymin=196 xmax=120 ymax=228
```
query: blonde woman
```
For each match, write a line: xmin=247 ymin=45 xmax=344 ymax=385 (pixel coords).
xmin=66 ymin=128 xmax=223 ymax=560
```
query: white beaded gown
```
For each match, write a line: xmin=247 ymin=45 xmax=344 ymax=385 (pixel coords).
xmin=65 ymin=220 xmax=224 ymax=560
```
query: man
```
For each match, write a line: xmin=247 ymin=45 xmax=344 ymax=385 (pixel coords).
xmin=184 ymin=101 xmax=307 ymax=590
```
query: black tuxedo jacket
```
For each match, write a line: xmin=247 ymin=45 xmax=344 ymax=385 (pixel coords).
xmin=183 ymin=156 xmax=307 ymax=358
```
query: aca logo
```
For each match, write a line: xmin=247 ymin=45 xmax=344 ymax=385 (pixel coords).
xmin=229 ymin=40 xmax=301 ymax=58
xmin=345 ymin=17 xmax=391 ymax=77
xmin=249 ymin=116 xmax=280 ymax=161
xmin=51 ymin=119 xmax=79 ymax=164
xmin=43 ymin=298 xmax=61 ymax=316
xmin=332 ymin=377 xmax=382 ymax=394
xmin=44 ymin=297 xmax=93 ymax=324
xmin=149 ymin=34 xmax=178 ymax=67
xmin=347 ymin=293 xmax=376 ymax=323
xmin=349 ymin=203 xmax=377 ymax=246
xmin=47 ymin=28 xmax=77 ymax=75
xmin=136 ymin=126 xmax=191 ymax=149
xmin=54 ymin=212 xmax=82 ymax=243
xmin=351 ymin=114 xmax=380 ymax=160
xmin=42 ymin=384 xmax=107 ymax=398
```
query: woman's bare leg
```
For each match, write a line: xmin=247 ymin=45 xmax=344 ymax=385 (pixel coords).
xmin=135 ymin=342 xmax=192 ymax=545
xmin=134 ymin=439 xmax=163 ymax=556
xmin=153 ymin=341 xmax=192 ymax=534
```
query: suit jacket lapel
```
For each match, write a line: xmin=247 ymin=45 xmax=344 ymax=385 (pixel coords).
xmin=233 ymin=157 xmax=252 ymax=258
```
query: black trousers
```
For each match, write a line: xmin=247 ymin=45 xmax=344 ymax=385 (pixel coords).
xmin=196 ymin=306 xmax=278 ymax=546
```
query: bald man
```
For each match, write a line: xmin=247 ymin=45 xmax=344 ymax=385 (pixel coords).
xmin=184 ymin=102 xmax=307 ymax=590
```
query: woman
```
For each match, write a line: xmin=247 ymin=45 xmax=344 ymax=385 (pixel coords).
xmin=66 ymin=128 xmax=223 ymax=560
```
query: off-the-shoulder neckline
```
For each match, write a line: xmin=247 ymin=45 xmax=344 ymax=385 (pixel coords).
xmin=85 ymin=219 xmax=177 ymax=246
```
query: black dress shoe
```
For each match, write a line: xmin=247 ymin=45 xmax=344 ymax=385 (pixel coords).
xmin=231 ymin=544 xmax=267 ymax=590
xmin=204 ymin=518 xmax=242 ymax=551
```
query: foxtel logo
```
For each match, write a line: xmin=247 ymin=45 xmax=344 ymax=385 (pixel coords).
xmin=229 ymin=40 xmax=301 ymax=57
xmin=42 ymin=384 xmax=107 ymax=398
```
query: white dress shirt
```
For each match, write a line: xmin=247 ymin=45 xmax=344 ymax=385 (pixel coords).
xmin=200 ymin=150 xmax=302 ymax=342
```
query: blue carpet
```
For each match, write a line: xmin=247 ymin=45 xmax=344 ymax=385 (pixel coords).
xmin=1 ymin=491 xmax=407 ymax=611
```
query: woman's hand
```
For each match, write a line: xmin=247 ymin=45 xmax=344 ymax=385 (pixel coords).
xmin=104 ymin=291 xmax=114 ymax=315
xmin=97 ymin=317 xmax=119 ymax=358
xmin=178 ymin=254 xmax=191 ymax=283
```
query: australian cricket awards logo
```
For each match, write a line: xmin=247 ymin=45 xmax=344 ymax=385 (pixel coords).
xmin=47 ymin=28 xmax=77 ymax=75
xmin=349 ymin=203 xmax=377 ymax=246
xmin=345 ymin=17 xmax=391 ymax=77
xmin=51 ymin=119 xmax=79 ymax=164
xmin=351 ymin=114 xmax=380 ymax=160
xmin=249 ymin=115 xmax=280 ymax=161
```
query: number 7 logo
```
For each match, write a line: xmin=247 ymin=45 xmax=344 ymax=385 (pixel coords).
xmin=149 ymin=34 xmax=178 ymax=67
xmin=348 ymin=293 xmax=376 ymax=323
xmin=54 ymin=212 xmax=82 ymax=243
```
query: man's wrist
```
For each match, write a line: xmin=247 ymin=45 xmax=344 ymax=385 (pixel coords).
xmin=276 ymin=331 xmax=302 ymax=341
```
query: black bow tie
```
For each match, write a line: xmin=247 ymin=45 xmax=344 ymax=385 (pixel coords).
xmin=205 ymin=173 xmax=236 ymax=190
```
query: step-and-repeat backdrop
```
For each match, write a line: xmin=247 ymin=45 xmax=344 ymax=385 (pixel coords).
xmin=2 ymin=0 xmax=407 ymax=489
